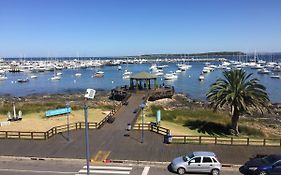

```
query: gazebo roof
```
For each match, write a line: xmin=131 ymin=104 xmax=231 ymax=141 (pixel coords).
xmin=130 ymin=72 xmax=157 ymax=80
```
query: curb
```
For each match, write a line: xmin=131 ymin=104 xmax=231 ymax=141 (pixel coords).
xmin=0 ymin=156 xmax=85 ymax=163
xmin=0 ymin=156 xmax=242 ymax=168
xmin=104 ymin=159 xmax=242 ymax=168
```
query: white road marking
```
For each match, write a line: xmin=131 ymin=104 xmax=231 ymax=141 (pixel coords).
xmin=141 ymin=166 xmax=150 ymax=175
xmin=0 ymin=168 xmax=76 ymax=174
xmin=78 ymin=169 xmax=130 ymax=174
xmin=77 ymin=165 xmax=133 ymax=174
xmin=82 ymin=166 xmax=132 ymax=170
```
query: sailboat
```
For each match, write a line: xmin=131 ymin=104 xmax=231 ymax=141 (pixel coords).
xmin=51 ymin=67 xmax=61 ymax=80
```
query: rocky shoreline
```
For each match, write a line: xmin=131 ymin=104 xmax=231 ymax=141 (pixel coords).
xmin=0 ymin=90 xmax=115 ymax=114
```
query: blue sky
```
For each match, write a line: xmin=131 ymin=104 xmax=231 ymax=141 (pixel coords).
xmin=0 ymin=0 xmax=281 ymax=57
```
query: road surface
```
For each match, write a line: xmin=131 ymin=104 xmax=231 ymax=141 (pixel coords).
xmin=0 ymin=157 xmax=242 ymax=175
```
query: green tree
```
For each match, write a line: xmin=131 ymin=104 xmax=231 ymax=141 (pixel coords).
xmin=207 ymin=69 xmax=269 ymax=135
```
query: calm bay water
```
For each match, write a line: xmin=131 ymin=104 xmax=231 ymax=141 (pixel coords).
xmin=0 ymin=61 xmax=280 ymax=103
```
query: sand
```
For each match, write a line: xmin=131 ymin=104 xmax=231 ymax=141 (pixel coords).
xmin=0 ymin=108 xmax=109 ymax=132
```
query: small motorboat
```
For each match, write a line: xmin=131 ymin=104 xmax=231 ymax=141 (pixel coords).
xmin=199 ymin=74 xmax=205 ymax=81
xmin=30 ymin=75 xmax=38 ymax=79
xmin=17 ymin=78 xmax=29 ymax=83
xmin=94 ymin=71 xmax=104 ymax=78
xmin=270 ymin=75 xmax=280 ymax=79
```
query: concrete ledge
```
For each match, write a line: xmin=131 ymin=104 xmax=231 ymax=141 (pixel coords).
xmin=0 ymin=156 xmax=242 ymax=168
xmin=0 ymin=156 xmax=85 ymax=163
xmin=106 ymin=159 xmax=242 ymax=168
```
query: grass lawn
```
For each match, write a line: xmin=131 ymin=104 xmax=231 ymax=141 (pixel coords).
xmin=138 ymin=105 xmax=268 ymax=138
xmin=0 ymin=108 xmax=109 ymax=132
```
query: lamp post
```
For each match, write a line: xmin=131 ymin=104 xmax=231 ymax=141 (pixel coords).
xmin=84 ymin=88 xmax=96 ymax=175
xmin=66 ymin=102 xmax=70 ymax=142
xmin=140 ymin=103 xmax=145 ymax=143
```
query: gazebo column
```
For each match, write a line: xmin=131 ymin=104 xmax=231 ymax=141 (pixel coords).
xmin=154 ymin=79 xmax=157 ymax=89
xmin=130 ymin=79 xmax=134 ymax=89
xmin=148 ymin=80 xmax=151 ymax=89
xmin=136 ymin=80 xmax=139 ymax=90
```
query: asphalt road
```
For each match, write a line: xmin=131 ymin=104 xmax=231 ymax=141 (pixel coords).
xmin=0 ymin=157 xmax=242 ymax=175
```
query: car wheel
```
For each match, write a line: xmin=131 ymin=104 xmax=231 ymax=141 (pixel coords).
xmin=211 ymin=169 xmax=220 ymax=175
xmin=259 ymin=171 xmax=267 ymax=175
xmin=177 ymin=167 xmax=185 ymax=174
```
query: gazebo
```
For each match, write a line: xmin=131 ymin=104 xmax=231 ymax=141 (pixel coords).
xmin=129 ymin=72 xmax=157 ymax=90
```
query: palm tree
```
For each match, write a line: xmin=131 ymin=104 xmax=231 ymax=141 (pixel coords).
xmin=207 ymin=69 xmax=269 ymax=135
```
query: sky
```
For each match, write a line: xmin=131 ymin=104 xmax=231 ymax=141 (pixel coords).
xmin=0 ymin=0 xmax=281 ymax=57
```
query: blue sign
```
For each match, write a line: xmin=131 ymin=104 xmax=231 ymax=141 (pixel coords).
xmin=156 ymin=110 xmax=161 ymax=124
xmin=45 ymin=107 xmax=72 ymax=117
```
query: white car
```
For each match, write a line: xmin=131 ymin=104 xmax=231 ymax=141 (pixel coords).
xmin=170 ymin=151 xmax=222 ymax=175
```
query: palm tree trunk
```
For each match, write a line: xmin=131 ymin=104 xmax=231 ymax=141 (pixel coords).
xmin=231 ymin=114 xmax=240 ymax=136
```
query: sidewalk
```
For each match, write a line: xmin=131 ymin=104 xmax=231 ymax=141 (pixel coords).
xmin=0 ymin=94 xmax=280 ymax=165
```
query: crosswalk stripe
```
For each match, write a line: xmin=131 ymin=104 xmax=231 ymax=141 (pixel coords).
xmin=141 ymin=167 xmax=150 ymax=175
xmin=78 ymin=169 xmax=130 ymax=174
xmin=82 ymin=166 xmax=132 ymax=170
xmin=77 ymin=165 xmax=133 ymax=174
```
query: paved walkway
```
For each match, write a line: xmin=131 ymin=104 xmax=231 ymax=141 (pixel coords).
xmin=0 ymin=93 xmax=280 ymax=165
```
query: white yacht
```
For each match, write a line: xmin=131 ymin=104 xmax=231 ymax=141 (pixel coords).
xmin=175 ymin=69 xmax=182 ymax=73
xmin=123 ymin=69 xmax=132 ymax=76
xmin=258 ymin=68 xmax=271 ymax=74
xmin=122 ymin=75 xmax=130 ymax=79
xmin=177 ymin=63 xmax=192 ymax=71
xmin=164 ymin=72 xmax=178 ymax=80
xmin=202 ymin=66 xmax=214 ymax=73
xmin=154 ymin=72 xmax=164 ymax=76
xmin=75 ymin=73 xmax=82 ymax=77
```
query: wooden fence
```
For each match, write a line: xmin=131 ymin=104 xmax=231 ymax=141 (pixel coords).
xmin=133 ymin=123 xmax=170 ymax=136
xmin=133 ymin=123 xmax=281 ymax=147
xmin=0 ymin=121 xmax=98 ymax=140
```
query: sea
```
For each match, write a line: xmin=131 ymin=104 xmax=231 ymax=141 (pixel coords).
xmin=0 ymin=54 xmax=281 ymax=103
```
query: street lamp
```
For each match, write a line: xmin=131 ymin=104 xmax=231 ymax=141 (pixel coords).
xmin=66 ymin=102 xmax=70 ymax=142
xmin=84 ymin=88 xmax=96 ymax=175
xmin=140 ymin=102 xmax=145 ymax=143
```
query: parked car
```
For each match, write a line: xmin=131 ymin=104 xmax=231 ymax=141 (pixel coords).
xmin=239 ymin=154 xmax=281 ymax=175
xmin=170 ymin=151 xmax=221 ymax=175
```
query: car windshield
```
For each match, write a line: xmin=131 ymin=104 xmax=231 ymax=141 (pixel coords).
xmin=263 ymin=155 xmax=279 ymax=164
xmin=183 ymin=153 xmax=194 ymax=162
